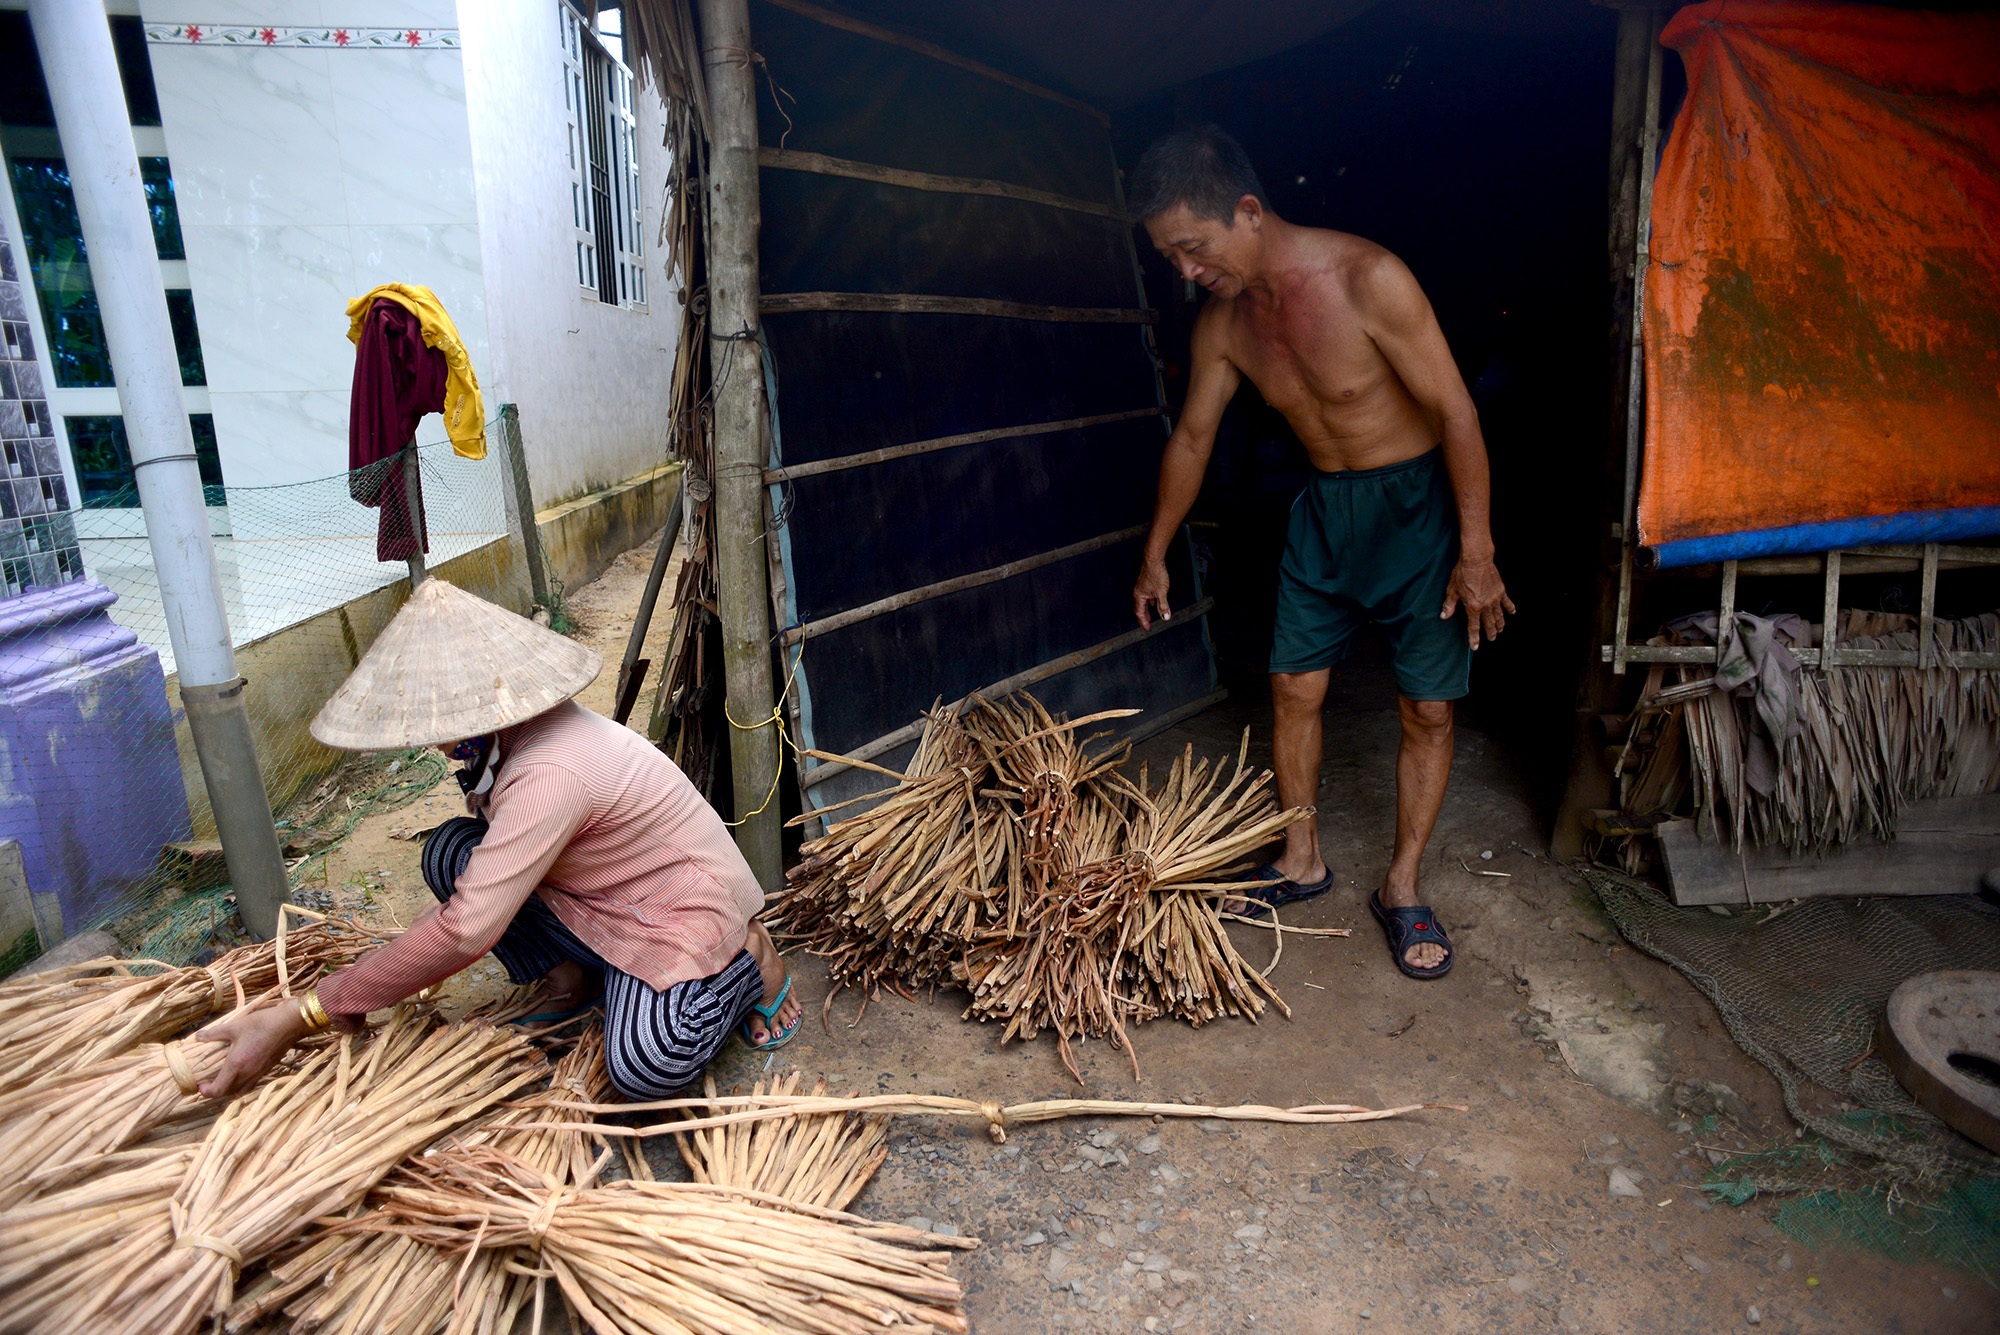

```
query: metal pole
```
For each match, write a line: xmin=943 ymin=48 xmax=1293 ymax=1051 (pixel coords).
xmin=28 ymin=0 xmax=289 ymax=938
xmin=697 ymin=0 xmax=782 ymax=888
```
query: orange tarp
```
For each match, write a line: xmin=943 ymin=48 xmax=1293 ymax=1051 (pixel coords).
xmin=1638 ymin=0 xmax=2000 ymax=562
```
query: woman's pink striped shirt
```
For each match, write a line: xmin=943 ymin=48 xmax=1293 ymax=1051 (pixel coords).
xmin=316 ymin=702 xmax=766 ymax=1016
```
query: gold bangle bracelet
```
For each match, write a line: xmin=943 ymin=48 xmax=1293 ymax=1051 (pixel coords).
xmin=296 ymin=990 xmax=332 ymax=1032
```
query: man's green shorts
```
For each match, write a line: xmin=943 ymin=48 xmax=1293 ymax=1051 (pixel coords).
xmin=1268 ymin=447 xmax=1471 ymax=701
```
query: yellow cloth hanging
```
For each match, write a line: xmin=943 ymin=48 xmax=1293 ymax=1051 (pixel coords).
xmin=345 ymin=283 xmax=487 ymax=460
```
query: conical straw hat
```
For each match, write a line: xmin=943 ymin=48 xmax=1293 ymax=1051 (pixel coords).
xmin=311 ymin=578 xmax=603 ymax=750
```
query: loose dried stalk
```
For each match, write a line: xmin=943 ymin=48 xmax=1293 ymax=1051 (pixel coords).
xmin=9 ymin=1010 xmax=545 ymax=1335
xmin=540 ymin=1091 xmax=1461 ymax=1145
xmin=673 ymin=1071 xmax=890 ymax=1211
xmin=358 ymin=1151 xmax=975 ymax=1335
xmin=0 ymin=921 xmax=376 ymax=1095
xmin=770 ymin=692 xmax=1312 ymax=1081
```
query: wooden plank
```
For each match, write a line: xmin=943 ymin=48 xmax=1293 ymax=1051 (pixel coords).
xmin=763 ymin=407 xmax=1163 ymax=483
xmin=800 ymin=597 xmax=1215 ymax=789
xmin=781 ymin=525 xmax=1147 ymax=645
xmin=1657 ymin=795 xmax=2000 ymax=906
xmin=1601 ymin=644 xmax=2000 ymax=670
xmin=759 ymin=291 xmax=1155 ymax=323
xmin=759 ymin=0 xmax=1108 ymax=123
xmin=758 ymin=147 xmax=1126 ymax=221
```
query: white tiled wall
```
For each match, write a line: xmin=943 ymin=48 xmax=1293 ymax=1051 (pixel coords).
xmin=141 ymin=2 xmax=489 ymax=529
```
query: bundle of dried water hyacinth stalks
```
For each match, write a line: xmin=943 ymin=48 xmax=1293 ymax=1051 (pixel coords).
xmin=0 ymin=1033 xmax=226 ymax=1209
xmin=668 ymin=1071 xmax=891 ymax=1211
xmin=0 ymin=1008 xmax=542 ymax=1335
xmin=360 ymin=1153 xmax=974 ymax=1335
xmin=773 ymin=693 xmax=1310 ymax=1080
xmin=0 ymin=919 xmax=373 ymax=1094
xmin=226 ymin=1023 xmax=616 ymax=1335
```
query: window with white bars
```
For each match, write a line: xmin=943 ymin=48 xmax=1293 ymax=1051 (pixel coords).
xmin=560 ymin=3 xmax=645 ymax=307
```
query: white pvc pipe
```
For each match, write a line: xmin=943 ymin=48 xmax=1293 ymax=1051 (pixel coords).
xmin=28 ymin=0 xmax=237 ymax=688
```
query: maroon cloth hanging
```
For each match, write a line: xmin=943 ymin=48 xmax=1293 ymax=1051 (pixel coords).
xmin=348 ymin=298 xmax=446 ymax=561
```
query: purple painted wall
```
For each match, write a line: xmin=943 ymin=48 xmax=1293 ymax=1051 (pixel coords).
xmin=0 ymin=579 xmax=189 ymax=938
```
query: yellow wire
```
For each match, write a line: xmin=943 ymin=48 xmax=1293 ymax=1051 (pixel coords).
xmin=719 ymin=644 xmax=806 ymax=827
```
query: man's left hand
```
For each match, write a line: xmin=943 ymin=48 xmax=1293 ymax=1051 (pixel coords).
xmin=1441 ymin=557 xmax=1516 ymax=650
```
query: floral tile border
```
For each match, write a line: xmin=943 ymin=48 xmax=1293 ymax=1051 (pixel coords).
xmin=143 ymin=24 xmax=460 ymax=50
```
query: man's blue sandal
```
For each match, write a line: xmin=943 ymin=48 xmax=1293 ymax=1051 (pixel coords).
xmin=1369 ymin=889 xmax=1454 ymax=980
xmin=741 ymin=974 xmax=801 ymax=1051
xmin=1230 ymin=863 xmax=1334 ymax=915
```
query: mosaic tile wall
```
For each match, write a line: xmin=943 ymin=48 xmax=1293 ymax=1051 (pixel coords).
xmin=0 ymin=234 xmax=80 ymax=600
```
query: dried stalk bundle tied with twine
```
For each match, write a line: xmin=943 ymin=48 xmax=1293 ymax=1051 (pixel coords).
xmin=672 ymin=1071 xmax=891 ymax=1211
xmin=0 ymin=921 xmax=375 ymax=1095
xmin=0 ymin=1036 xmax=226 ymax=1209
xmin=772 ymin=693 xmax=1311 ymax=1080
xmin=0 ymin=1009 xmax=545 ymax=1335
xmin=0 ymin=1144 xmax=198 ymax=1335
xmin=360 ymin=1152 xmax=975 ymax=1335
xmin=226 ymin=1025 xmax=616 ymax=1335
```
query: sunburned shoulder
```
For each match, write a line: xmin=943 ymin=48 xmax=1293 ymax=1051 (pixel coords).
xmin=1291 ymin=229 xmax=1416 ymax=308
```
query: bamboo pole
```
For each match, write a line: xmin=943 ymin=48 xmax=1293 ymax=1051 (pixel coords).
xmin=758 ymin=147 xmax=1127 ymax=221
xmin=764 ymin=407 xmax=1164 ymax=484
xmin=782 ymin=526 xmax=1148 ymax=645
xmin=760 ymin=291 xmax=1154 ymax=323
xmin=699 ymin=0 xmax=783 ymax=886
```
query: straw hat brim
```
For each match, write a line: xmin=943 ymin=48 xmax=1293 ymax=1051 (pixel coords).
xmin=310 ymin=578 xmax=603 ymax=750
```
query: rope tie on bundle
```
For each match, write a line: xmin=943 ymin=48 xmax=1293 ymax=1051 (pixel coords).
xmin=524 ymin=1186 xmax=572 ymax=1247
xmin=169 ymin=1200 xmax=243 ymax=1276
xmin=980 ymin=1102 xmax=1008 ymax=1143
xmin=163 ymin=1040 xmax=200 ymax=1096
xmin=204 ymin=964 xmax=238 ymax=1012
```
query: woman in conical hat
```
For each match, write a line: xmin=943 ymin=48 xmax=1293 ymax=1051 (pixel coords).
xmin=193 ymin=578 xmax=803 ymax=1099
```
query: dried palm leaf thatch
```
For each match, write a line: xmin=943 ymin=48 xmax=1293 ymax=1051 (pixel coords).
xmin=358 ymin=1150 xmax=976 ymax=1335
xmin=672 ymin=1071 xmax=890 ymax=1211
xmin=771 ymin=692 xmax=1310 ymax=1081
xmin=0 ymin=1009 xmax=545 ymax=1335
xmin=0 ymin=920 xmax=376 ymax=1095
xmin=226 ymin=1025 xmax=615 ymax=1335
xmin=1669 ymin=610 xmax=2000 ymax=854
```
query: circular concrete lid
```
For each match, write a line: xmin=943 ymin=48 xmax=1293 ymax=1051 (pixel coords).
xmin=1879 ymin=970 xmax=2000 ymax=1154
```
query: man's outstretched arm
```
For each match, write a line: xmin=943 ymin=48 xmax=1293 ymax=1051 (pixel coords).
xmin=1360 ymin=254 xmax=1515 ymax=649
xmin=1135 ymin=313 xmax=1239 ymax=628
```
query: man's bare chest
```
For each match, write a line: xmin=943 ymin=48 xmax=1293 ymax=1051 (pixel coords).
xmin=1225 ymin=305 xmax=1391 ymax=419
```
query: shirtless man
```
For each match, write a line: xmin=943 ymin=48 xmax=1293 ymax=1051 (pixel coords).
xmin=1128 ymin=126 xmax=1512 ymax=979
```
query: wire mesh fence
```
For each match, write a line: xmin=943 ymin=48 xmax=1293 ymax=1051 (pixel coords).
xmin=0 ymin=417 xmax=523 ymax=971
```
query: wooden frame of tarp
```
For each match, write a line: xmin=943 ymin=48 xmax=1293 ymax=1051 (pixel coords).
xmin=739 ymin=0 xmax=1220 ymax=834
xmin=1592 ymin=2 xmax=2000 ymax=678
xmin=1603 ymin=544 xmax=2000 ymax=674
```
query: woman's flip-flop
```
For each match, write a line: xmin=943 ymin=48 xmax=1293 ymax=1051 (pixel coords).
xmin=512 ymin=1002 xmax=596 ymax=1027
xmin=740 ymin=974 xmax=801 ymax=1051
xmin=1369 ymin=889 xmax=1454 ymax=980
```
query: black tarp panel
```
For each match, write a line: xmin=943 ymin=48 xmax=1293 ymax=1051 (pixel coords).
xmin=750 ymin=1 xmax=1116 ymax=203
xmin=749 ymin=0 xmax=1217 ymax=797
xmin=761 ymin=314 xmax=1156 ymax=465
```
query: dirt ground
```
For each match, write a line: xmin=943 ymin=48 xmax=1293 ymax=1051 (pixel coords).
xmin=303 ymin=528 xmax=1992 ymax=1334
